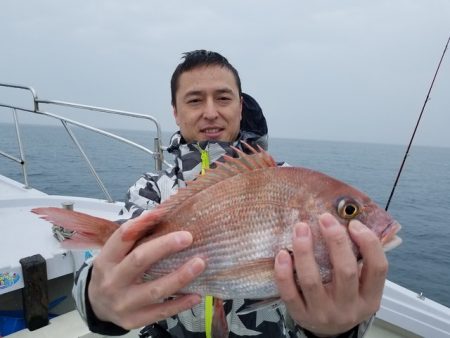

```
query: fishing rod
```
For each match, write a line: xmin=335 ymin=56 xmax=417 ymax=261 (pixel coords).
xmin=385 ymin=35 xmax=450 ymax=211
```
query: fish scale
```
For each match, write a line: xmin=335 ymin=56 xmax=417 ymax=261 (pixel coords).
xmin=143 ymin=169 xmax=324 ymax=298
xmin=152 ymin=167 xmax=296 ymax=295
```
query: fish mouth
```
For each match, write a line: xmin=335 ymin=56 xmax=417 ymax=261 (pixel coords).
xmin=380 ymin=221 xmax=402 ymax=252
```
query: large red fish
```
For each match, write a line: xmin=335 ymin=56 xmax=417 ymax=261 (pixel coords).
xmin=32 ymin=145 xmax=401 ymax=299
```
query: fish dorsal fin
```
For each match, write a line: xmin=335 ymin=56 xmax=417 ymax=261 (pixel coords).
xmin=158 ymin=143 xmax=277 ymax=215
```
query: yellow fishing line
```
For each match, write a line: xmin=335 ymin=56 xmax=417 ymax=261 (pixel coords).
xmin=200 ymin=148 xmax=210 ymax=175
xmin=198 ymin=144 xmax=213 ymax=338
xmin=204 ymin=295 xmax=214 ymax=338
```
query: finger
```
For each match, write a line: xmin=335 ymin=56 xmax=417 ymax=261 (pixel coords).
xmin=274 ymin=249 xmax=306 ymax=315
xmin=319 ymin=213 xmax=359 ymax=303
xmin=114 ymin=231 xmax=193 ymax=286
xmin=98 ymin=213 xmax=159 ymax=264
xmin=290 ymin=222 xmax=326 ymax=308
xmin=117 ymin=294 xmax=202 ymax=330
xmin=349 ymin=220 xmax=388 ymax=301
xmin=125 ymin=257 xmax=206 ymax=309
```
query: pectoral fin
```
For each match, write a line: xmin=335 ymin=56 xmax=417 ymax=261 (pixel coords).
xmin=212 ymin=298 xmax=228 ymax=338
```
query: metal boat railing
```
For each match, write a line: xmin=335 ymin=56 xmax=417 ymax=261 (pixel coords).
xmin=0 ymin=82 xmax=171 ymax=202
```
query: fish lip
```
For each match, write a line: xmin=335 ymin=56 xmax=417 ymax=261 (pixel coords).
xmin=380 ymin=220 xmax=402 ymax=245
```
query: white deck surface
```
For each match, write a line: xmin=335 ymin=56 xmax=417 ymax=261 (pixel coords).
xmin=0 ymin=174 xmax=123 ymax=296
xmin=0 ymin=174 xmax=46 ymax=199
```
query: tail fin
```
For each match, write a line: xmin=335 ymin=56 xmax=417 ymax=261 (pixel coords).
xmin=32 ymin=207 xmax=119 ymax=248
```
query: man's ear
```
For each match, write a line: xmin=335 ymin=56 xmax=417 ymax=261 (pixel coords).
xmin=172 ymin=105 xmax=180 ymax=126
xmin=239 ymin=96 xmax=243 ymax=121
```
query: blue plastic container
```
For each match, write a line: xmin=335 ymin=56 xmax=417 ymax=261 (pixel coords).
xmin=0 ymin=312 xmax=26 ymax=336
xmin=0 ymin=296 xmax=65 ymax=336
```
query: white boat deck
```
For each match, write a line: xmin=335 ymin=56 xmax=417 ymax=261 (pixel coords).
xmin=0 ymin=174 xmax=123 ymax=337
xmin=0 ymin=175 xmax=123 ymax=296
xmin=0 ymin=174 xmax=46 ymax=199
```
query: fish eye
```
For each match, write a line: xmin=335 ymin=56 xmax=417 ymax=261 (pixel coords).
xmin=337 ymin=199 xmax=360 ymax=219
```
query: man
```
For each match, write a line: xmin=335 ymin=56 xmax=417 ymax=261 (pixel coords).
xmin=73 ymin=50 xmax=387 ymax=337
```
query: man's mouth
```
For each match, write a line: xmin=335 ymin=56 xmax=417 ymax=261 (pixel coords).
xmin=201 ymin=127 xmax=223 ymax=138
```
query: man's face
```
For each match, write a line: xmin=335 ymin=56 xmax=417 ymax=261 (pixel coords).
xmin=173 ymin=65 xmax=242 ymax=143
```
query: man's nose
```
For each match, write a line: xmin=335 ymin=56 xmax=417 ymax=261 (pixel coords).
xmin=203 ymin=98 xmax=218 ymax=119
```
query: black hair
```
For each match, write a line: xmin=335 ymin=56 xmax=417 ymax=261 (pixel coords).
xmin=170 ymin=50 xmax=242 ymax=106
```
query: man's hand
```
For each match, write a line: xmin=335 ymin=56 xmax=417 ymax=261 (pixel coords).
xmin=88 ymin=214 xmax=206 ymax=330
xmin=274 ymin=213 xmax=387 ymax=337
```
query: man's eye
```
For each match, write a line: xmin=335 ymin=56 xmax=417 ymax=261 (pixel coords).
xmin=187 ymin=98 xmax=201 ymax=104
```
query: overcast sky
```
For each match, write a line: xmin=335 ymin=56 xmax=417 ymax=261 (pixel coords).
xmin=1 ymin=1 xmax=449 ymax=148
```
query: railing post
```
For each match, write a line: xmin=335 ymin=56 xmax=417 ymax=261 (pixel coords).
xmin=154 ymin=137 xmax=163 ymax=172
xmin=12 ymin=108 xmax=30 ymax=188
xmin=61 ymin=120 xmax=114 ymax=203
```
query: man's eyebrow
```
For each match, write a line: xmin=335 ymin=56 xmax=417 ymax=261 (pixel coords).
xmin=215 ymin=88 xmax=234 ymax=95
xmin=184 ymin=90 xmax=203 ymax=97
xmin=183 ymin=88 xmax=235 ymax=97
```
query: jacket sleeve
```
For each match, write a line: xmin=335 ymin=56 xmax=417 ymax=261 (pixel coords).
xmin=72 ymin=172 xmax=163 ymax=334
xmin=117 ymin=172 xmax=163 ymax=221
